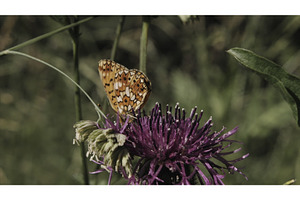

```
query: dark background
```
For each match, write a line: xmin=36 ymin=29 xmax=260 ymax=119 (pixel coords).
xmin=0 ymin=16 xmax=299 ymax=184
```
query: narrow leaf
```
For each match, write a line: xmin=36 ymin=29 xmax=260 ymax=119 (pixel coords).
xmin=227 ymin=47 xmax=300 ymax=127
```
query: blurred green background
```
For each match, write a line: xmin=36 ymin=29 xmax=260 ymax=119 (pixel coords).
xmin=0 ymin=16 xmax=299 ymax=185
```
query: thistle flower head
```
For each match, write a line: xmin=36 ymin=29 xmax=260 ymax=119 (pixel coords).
xmin=74 ymin=103 xmax=249 ymax=185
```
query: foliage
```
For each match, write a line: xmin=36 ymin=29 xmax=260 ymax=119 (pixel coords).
xmin=228 ymin=47 xmax=300 ymax=126
xmin=0 ymin=16 xmax=300 ymax=184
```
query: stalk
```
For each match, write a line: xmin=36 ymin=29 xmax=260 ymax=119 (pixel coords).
xmin=139 ymin=17 xmax=150 ymax=74
xmin=71 ymin=17 xmax=90 ymax=185
xmin=110 ymin=16 xmax=125 ymax=61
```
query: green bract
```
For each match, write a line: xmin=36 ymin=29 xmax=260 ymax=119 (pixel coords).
xmin=73 ymin=120 xmax=132 ymax=177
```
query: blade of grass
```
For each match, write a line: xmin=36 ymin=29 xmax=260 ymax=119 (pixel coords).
xmin=0 ymin=17 xmax=94 ymax=56
xmin=3 ymin=50 xmax=106 ymax=121
xmin=110 ymin=16 xmax=125 ymax=61
xmin=139 ymin=17 xmax=150 ymax=74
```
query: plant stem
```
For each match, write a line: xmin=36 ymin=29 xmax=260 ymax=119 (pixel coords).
xmin=71 ymin=17 xmax=90 ymax=185
xmin=139 ymin=17 xmax=150 ymax=74
xmin=110 ymin=16 xmax=125 ymax=61
xmin=3 ymin=50 xmax=106 ymax=120
xmin=0 ymin=17 xmax=94 ymax=56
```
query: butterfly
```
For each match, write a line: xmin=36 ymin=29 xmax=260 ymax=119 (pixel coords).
xmin=98 ymin=59 xmax=151 ymax=115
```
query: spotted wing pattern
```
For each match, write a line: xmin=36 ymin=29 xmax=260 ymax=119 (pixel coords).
xmin=98 ymin=59 xmax=151 ymax=115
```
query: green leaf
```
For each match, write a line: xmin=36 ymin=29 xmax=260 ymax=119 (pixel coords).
xmin=283 ymin=179 xmax=296 ymax=185
xmin=227 ymin=47 xmax=300 ymax=127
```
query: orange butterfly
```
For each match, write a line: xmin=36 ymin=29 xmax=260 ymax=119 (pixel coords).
xmin=98 ymin=59 xmax=151 ymax=115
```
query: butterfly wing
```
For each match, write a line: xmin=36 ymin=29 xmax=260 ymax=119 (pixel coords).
xmin=98 ymin=59 xmax=119 ymax=113
xmin=98 ymin=59 xmax=151 ymax=115
xmin=113 ymin=64 xmax=133 ymax=114
xmin=129 ymin=69 xmax=151 ymax=112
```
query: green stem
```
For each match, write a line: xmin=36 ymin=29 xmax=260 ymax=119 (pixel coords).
xmin=0 ymin=17 xmax=94 ymax=56
xmin=139 ymin=17 xmax=150 ymax=74
xmin=3 ymin=50 xmax=106 ymax=121
xmin=72 ymin=22 xmax=82 ymax=121
xmin=71 ymin=17 xmax=90 ymax=185
xmin=110 ymin=16 xmax=125 ymax=61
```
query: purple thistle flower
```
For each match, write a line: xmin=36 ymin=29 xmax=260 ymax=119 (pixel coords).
xmin=99 ymin=103 xmax=249 ymax=185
